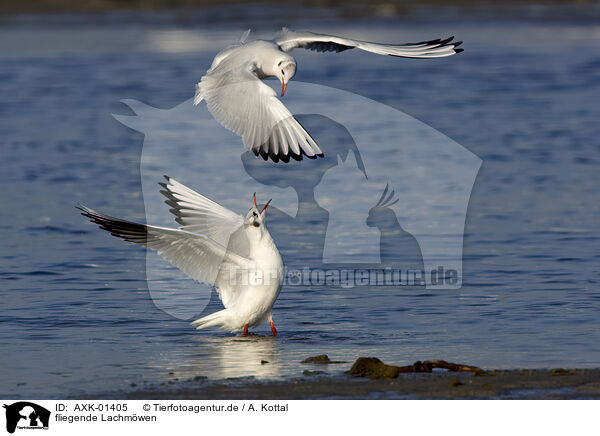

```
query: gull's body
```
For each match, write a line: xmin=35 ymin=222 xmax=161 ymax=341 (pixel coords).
xmin=79 ymin=177 xmax=282 ymax=335
xmin=194 ymin=28 xmax=463 ymax=162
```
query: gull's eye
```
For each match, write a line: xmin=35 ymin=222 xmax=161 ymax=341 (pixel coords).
xmin=253 ymin=212 xmax=258 ymax=217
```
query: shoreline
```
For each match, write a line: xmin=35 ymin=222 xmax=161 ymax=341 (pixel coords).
xmin=95 ymin=367 xmax=600 ymax=400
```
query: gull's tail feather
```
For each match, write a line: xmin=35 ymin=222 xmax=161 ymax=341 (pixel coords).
xmin=191 ymin=309 xmax=228 ymax=330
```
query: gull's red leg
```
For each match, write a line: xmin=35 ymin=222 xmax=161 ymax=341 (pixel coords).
xmin=270 ymin=320 xmax=277 ymax=336
xmin=242 ymin=323 xmax=248 ymax=336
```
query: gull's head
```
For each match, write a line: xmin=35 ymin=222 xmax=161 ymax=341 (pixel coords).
xmin=276 ymin=56 xmax=296 ymax=97
xmin=244 ymin=193 xmax=272 ymax=229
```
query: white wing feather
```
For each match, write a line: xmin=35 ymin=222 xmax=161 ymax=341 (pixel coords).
xmin=160 ymin=176 xmax=244 ymax=248
xmin=194 ymin=58 xmax=322 ymax=162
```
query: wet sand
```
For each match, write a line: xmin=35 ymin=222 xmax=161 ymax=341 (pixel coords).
xmin=116 ymin=368 xmax=600 ymax=400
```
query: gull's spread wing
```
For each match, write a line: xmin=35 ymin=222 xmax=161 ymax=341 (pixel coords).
xmin=275 ymin=29 xmax=463 ymax=58
xmin=194 ymin=59 xmax=322 ymax=162
xmin=78 ymin=206 xmax=251 ymax=287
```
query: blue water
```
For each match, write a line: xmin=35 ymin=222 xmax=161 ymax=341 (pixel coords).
xmin=1 ymin=4 xmax=600 ymax=398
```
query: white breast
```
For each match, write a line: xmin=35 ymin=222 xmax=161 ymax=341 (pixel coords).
xmin=214 ymin=226 xmax=283 ymax=329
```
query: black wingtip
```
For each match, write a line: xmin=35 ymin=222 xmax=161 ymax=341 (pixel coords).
xmin=279 ymin=151 xmax=290 ymax=163
xmin=78 ymin=207 xmax=149 ymax=244
xmin=290 ymin=152 xmax=303 ymax=162
xmin=411 ymin=38 xmax=440 ymax=46
xmin=164 ymin=199 xmax=179 ymax=209
xmin=455 ymin=48 xmax=464 ymax=54
xmin=268 ymin=149 xmax=281 ymax=163
xmin=76 ymin=204 xmax=95 ymax=217
xmin=453 ymin=41 xmax=463 ymax=49
xmin=255 ymin=149 xmax=325 ymax=163
xmin=258 ymin=149 xmax=269 ymax=161
xmin=78 ymin=206 xmax=101 ymax=221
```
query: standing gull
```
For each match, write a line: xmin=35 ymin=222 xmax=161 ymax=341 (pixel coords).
xmin=78 ymin=176 xmax=283 ymax=336
xmin=194 ymin=28 xmax=463 ymax=162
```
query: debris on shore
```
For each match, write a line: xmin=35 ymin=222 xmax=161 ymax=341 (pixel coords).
xmin=303 ymin=370 xmax=326 ymax=376
xmin=347 ymin=357 xmax=485 ymax=379
xmin=302 ymin=354 xmax=345 ymax=364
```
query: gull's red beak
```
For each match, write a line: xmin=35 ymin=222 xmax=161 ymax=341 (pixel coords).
xmin=281 ymin=80 xmax=287 ymax=97
xmin=253 ymin=192 xmax=257 ymax=208
xmin=260 ymin=199 xmax=272 ymax=214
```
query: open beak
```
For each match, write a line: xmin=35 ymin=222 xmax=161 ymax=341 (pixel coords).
xmin=281 ymin=80 xmax=287 ymax=97
xmin=253 ymin=192 xmax=257 ymax=208
xmin=260 ymin=199 xmax=272 ymax=214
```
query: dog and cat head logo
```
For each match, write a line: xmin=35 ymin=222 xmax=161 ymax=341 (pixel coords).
xmin=3 ymin=402 xmax=50 ymax=434
xmin=112 ymin=81 xmax=481 ymax=319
